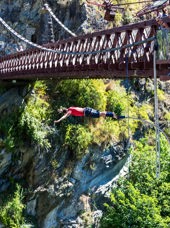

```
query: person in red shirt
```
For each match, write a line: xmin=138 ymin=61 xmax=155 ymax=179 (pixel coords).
xmin=54 ymin=107 xmax=125 ymax=123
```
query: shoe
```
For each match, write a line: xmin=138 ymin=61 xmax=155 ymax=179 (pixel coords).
xmin=112 ymin=113 xmax=118 ymax=120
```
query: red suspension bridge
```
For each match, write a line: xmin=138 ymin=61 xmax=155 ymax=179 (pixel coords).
xmin=0 ymin=16 xmax=170 ymax=81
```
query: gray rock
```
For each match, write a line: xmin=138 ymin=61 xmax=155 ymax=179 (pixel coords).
xmin=0 ymin=178 xmax=10 ymax=192
xmin=0 ymin=149 xmax=12 ymax=176
xmin=26 ymin=199 xmax=37 ymax=216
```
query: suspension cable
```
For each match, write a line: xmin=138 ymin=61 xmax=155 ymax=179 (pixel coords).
xmin=0 ymin=16 xmax=156 ymax=56
xmin=43 ymin=3 xmax=76 ymax=37
xmin=125 ymin=53 xmax=130 ymax=140
xmin=0 ymin=17 xmax=60 ymax=53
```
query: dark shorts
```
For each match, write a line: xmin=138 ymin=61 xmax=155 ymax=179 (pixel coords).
xmin=84 ymin=107 xmax=100 ymax=118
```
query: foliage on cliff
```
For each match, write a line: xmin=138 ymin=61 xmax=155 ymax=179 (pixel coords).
xmin=0 ymin=79 xmax=161 ymax=159
xmin=100 ymin=135 xmax=170 ymax=227
xmin=0 ymin=81 xmax=52 ymax=150
xmin=0 ymin=78 xmax=169 ymax=227
xmin=0 ymin=184 xmax=25 ymax=228
xmin=49 ymin=79 xmax=155 ymax=159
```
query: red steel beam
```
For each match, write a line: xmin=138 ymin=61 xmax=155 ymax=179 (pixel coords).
xmin=0 ymin=17 xmax=170 ymax=81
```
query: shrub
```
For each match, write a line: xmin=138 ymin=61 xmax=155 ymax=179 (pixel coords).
xmin=106 ymin=90 xmax=127 ymax=116
xmin=0 ymin=184 xmax=25 ymax=228
xmin=18 ymin=81 xmax=51 ymax=148
xmin=0 ymin=113 xmax=17 ymax=151
xmin=101 ymin=182 xmax=166 ymax=228
xmin=157 ymin=89 xmax=166 ymax=101
xmin=19 ymin=101 xmax=50 ymax=148
xmin=100 ymin=135 xmax=170 ymax=227
xmin=53 ymin=79 xmax=106 ymax=111
xmin=0 ymin=81 xmax=51 ymax=150
xmin=65 ymin=124 xmax=92 ymax=159
xmin=90 ymin=119 xmax=120 ymax=144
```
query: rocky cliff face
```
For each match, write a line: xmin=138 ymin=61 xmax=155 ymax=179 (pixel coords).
xmin=0 ymin=0 xmax=106 ymax=56
xmin=0 ymin=1 xmax=128 ymax=227
xmin=0 ymin=79 xmax=169 ymax=227
xmin=0 ymin=0 xmax=86 ymax=55
xmin=0 ymin=85 xmax=130 ymax=227
xmin=0 ymin=1 xmax=170 ymax=227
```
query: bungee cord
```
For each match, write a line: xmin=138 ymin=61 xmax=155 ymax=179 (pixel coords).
xmin=153 ymin=40 xmax=161 ymax=178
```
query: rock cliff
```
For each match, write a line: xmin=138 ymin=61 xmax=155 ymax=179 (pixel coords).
xmin=0 ymin=1 xmax=170 ymax=227
xmin=0 ymin=79 xmax=169 ymax=227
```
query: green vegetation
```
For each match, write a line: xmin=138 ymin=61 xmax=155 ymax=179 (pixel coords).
xmin=100 ymin=135 xmax=170 ymax=227
xmin=46 ymin=79 xmax=158 ymax=160
xmin=106 ymin=89 xmax=127 ymax=116
xmin=51 ymin=79 xmax=128 ymax=157
xmin=18 ymin=83 xmax=51 ymax=148
xmin=157 ymin=29 xmax=170 ymax=61
xmin=0 ymin=78 xmax=167 ymax=163
xmin=52 ymin=79 xmax=106 ymax=111
xmin=65 ymin=124 xmax=92 ymax=159
xmin=0 ymin=184 xmax=26 ymax=228
xmin=0 ymin=78 xmax=169 ymax=227
xmin=157 ymin=89 xmax=166 ymax=101
xmin=0 ymin=81 xmax=52 ymax=151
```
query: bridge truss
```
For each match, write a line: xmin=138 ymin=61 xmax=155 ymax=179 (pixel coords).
xmin=0 ymin=17 xmax=170 ymax=81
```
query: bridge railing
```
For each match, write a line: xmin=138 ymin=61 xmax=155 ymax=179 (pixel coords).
xmin=0 ymin=17 xmax=170 ymax=80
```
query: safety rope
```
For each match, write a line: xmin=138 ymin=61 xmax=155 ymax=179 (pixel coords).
xmin=125 ymin=52 xmax=131 ymax=186
xmin=122 ymin=116 xmax=170 ymax=145
xmin=125 ymin=53 xmax=130 ymax=139
xmin=153 ymin=38 xmax=161 ymax=178
xmin=43 ymin=3 xmax=76 ymax=37
xmin=0 ymin=16 xmax=156 ymax=56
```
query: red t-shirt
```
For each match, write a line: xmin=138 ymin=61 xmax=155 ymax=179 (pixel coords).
xmin=68 ymin=107 xmax=84 ymax=116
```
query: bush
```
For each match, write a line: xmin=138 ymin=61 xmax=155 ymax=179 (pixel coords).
xmin=100 ymin=135 xmax=170 ymax=227
xmin=53 ymin=79 xmax=107 ymax=111
xmin=65 ymin=124 xmax=92 ymax=159
xmin=0 ymin=184 xmax=25 ymax=228
xmin=101 ymin=182 xmax=166 ymax=228
xmin=19 ymin=99 xmax=50 ymax=148
xmin=0 ymin=81 xmax=52 ymax=150
xmin=0 ymin=113 xmax=17 ymax=151
xmin=106 ymin=90 xmax=127 ymax=116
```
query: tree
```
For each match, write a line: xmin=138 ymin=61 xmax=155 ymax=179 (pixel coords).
xmin=101 ymin=182 xmax=166 ymax=228
xmin=100 ymin=135 xmax=170 ymax=227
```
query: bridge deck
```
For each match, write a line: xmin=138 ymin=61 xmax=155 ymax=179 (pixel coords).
xmin=0 ymin=17 xmax=170 ymax=81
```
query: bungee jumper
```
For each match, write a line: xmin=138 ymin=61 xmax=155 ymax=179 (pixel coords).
xmin=54 ymin=106 xmax=125 ymax=123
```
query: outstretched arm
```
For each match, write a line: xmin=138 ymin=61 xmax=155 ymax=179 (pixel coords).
xmin=54 ymin=111 xmax=71 ymax=123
